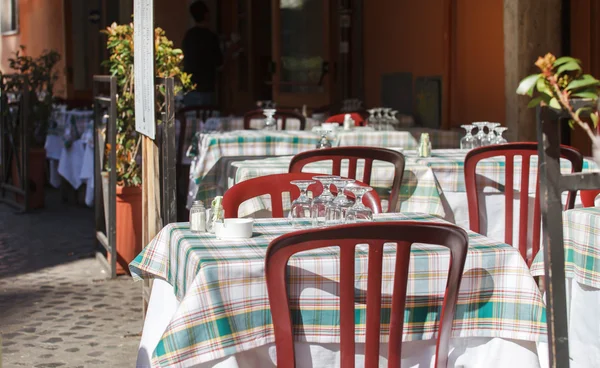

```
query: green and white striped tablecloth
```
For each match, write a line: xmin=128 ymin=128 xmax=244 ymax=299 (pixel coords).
xmin=130 ymin=213 xmax=546 ymax=367
xmin=531 ymin=207 xmax=600 ymax=288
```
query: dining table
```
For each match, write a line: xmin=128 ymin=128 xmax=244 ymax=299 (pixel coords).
xmin=131 ymin=213 xmax=547 ymax=368
xmin=531 ymin=206 xmax=600 ymax=367
xmin=220 ymin=149 xmax=598 ymax=253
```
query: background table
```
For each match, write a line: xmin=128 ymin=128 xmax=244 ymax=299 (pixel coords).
xmin=131 ymin=213 xmax=546 ymax=368
xmin=531 ymin=207 xmax=600 ymax=367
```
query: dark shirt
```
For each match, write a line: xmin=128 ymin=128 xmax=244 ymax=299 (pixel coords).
xmin=182 ymin=26 xmax=223 ymax=93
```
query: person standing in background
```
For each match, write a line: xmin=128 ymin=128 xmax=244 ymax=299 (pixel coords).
xmin=182 ymin=1 xmax=223 ymax=107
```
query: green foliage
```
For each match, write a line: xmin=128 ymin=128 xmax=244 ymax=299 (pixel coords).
xmin=5 ymin=46 xmax=61 ymax=147
xmin=102 ymin=23 xmax=193 ymax=187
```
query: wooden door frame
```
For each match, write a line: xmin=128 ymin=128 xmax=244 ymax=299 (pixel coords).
xmin=442 ymin=0 xmax=456 ymax=130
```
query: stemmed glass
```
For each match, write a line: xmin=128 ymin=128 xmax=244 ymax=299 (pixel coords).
xmin=345 ymin=184 xmax=374 ymax=223
xmin=382 ymin=108 xmax=392 ymax=131
xmin=367 ymin=108 xmax=377 ymax=130
xmin=290 ymin=180 xmax=315 ymax=228
xmin=494 ymin=127 xmax=508 ymax=144
xmin=472 ymin=122 xmax=489 ymax=147
xmin=263 ymin=109 xmax=277 ymax=131
xmin=460 ymin=124 xmax=476 ymax=150
xmin=315 ymin=128 xmax=332 ymax=149
xmin=325 ymin=178 xmax=355 ymax=225
xmin=486 ymin=122 xmax=500 ymax=145
xmin=311 ymin=175 xmax=339 ymax=227
xmin=389 ymin=110 xmax=399 ymax=131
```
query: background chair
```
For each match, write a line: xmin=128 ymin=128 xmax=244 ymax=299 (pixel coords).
xmin=265 ymin=221 xmax=469 ymax=368
xmin=243 ymin=109 xmax=306 ymax=131
xmin=223 ymin=172 xmax=382 ymax=218
xmin=325 ymin=112 xmax=367 ymax=126
xmin=289 ymin=147 xmax=405 ymax=212
xmin=464 ymin=142 xmax=583 ymax=266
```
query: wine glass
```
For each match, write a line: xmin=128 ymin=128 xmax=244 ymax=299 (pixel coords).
xmin=460 ymin=124 xmax=476 ymax=150
xmin=389 ymin=110 xmax=399 ymax=130
xmin=367 ymin=109 xmax=377 ymax=130
xmin=486 ymin=122 xmax=500 ymax=145
xmin=494 ymin=127 xmax=508 ymax=144
xmin=382 ymin=108 xmax=392 ymax=131
xmin=316 ymin=128 xmax=332 ymax=149
xmin=290 ymin=180 xmax=315 ymax=228
xmin=345 ymin=184 xmax=374 ymax=223
xmin=472 ymin=122 xmax=489 ymax=147
xmin=325 ymin=178 xmax=355 ymax=225
xmin=311 ymin=175 xmax=338 ymax=227
xmin=263 ymin=109 xmax=277 ymax=131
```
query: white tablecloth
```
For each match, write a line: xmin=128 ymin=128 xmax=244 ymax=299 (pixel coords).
xmin=137 ymin=279 xmax=542 ymax=368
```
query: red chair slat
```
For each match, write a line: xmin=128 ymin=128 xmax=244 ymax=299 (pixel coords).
xmin=243 ymin=109 xmax=306 ymax=130
xmin=289 ymin=147 xmax=406 ymax=212
xmin=464 ymin=142 xmax=583 ymax=265
xmin=265 ymin=222 xmax=469 ymax=368
xmin=581 ymin=189 xmax=600 ymax=207
xmin=222 ymin=173 xmax=382 ymax=218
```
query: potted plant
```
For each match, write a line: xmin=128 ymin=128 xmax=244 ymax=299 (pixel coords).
xmin=102 ymin=23 xmax=193 ymax=274
xmin=5 ymin=46 xmax=61 ymax=209
xmin=517 ymin=53 xmax=600 ymax=162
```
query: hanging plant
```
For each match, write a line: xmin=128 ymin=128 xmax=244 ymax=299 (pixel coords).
xmin=102 ymin=23 xmax=193 ymax=187
xmin=516 ymin=53 xmax=600 ymax=142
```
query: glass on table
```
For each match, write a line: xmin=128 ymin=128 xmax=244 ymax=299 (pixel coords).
xmin=472 ymin=122 xmax=489 ymax=147
xmin=315 ymin=128 xmax=333 ymax=149
xmin=494 ymin=127 xmax=508 ymax=144
xmin=311 ymin=175 xmax=339 ymax=227
xmin=263 ymin=109 xmax=277 ymax=131
xmin=325 ymin=178 xmax=355 ymax=226
xmin=486 ymin=122 xmax=500 ymax=145
xmin=290 ymin=180 xmax=315 ymax=228
xmin=345 ymin=183 xmax=374 ymax=223
xmin=460 ymin=124 xmax=476 ymax=150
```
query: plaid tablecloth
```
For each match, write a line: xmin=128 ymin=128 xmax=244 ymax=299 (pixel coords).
xmin=130 ymin=213 xmax=546 ymax=367
xmin=531 ymin=207 xmax=600 ymax=289
xmin=221 ymin=155 xmax=445 ymax=218
xmin=334 ymin=128 xmax=460 ymax=149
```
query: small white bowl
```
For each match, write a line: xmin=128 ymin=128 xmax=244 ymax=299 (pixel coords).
xmin=214 ymin=219 xmax=254 ymax=239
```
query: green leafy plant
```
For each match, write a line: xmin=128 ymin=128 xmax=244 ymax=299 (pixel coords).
xmin=516 ymin=53 xmax=600 ymax=142
xmin=102 ymin=23 xmax=193 ymax=187
xmin=5 ymin=46 xmax=61 ymax=147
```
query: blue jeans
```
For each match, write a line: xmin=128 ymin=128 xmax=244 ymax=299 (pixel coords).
xmin=183 ymin=91 xmax=216 ymax=107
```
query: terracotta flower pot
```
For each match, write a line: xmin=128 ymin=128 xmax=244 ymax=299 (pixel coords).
xmin=11 ymin=148 xmax=46 ymax=209
xmin=110 ymin=185 xmax=143 ymax=275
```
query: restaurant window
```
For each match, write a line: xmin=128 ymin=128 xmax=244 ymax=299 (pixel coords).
xmin=1 ymin=0 xmax=18 ymax=35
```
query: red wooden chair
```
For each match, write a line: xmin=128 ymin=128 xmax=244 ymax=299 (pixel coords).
xmin=243 ymin=109 xmax=307 ymax=130
xmin=325 ymin=112 xmax=367 ymax=126
xmin=464 ymin=142 xmax=583 ymax=266
xmin=580 ymin=189 xmax=600 ymax=207
xmin=222 ymin=172 xmax=382 ymax=218
xmin=266 ymin=221 xmax=469 ymax=368
xmin=289 ymin=147 xmax=405 ymax=212
xmin=175 ymin=105 xmax=221 ymax=221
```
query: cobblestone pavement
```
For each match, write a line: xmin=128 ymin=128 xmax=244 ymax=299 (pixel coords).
xmin=0 ymin=190 xmax=142 ymax=367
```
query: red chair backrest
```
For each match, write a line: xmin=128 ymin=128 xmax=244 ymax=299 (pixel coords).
xmin=266 ymin=221 xmax=469 ymax=368
xmin=464 ymin=142 xmax=583 ymax=266
xmin=325 ymin=112 xmax=366 ymax=126
xmin=581 ymin=190 xmax=600 ymax=207
xmin=243 ymin=109 xmax=307 ymax=131
xmin=289 ymin=147 xmax=405 ymax=212
xmin=223 ymin=172 xmax=382 ymax=218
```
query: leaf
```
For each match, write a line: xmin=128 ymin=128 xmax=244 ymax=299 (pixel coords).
xmin=517 ymin=74 xmax=541 ymax=96
xmin=556 ymin=61 xmax=581 ymax=75
xmin=566 ymin=74 xmax=600 ymax=90
xmin=549 ymin=97 xmax=561 ymax=109
xmin=571 ymin=91 xmax=599 ymax=99
xmin=527 ymin=96 xmax=545 ymax=108
xmin=575 ymin=107 xmax=592 ymax=119
xmin=592 ymin=113 xmax=599 ymax=128
xmin=536 ymin=77 xmax=551 ymax=95
xmin=553 ymin=56 xmax=581 ymax=67
xmin=568 ymin=119 xmax=575 ymax=129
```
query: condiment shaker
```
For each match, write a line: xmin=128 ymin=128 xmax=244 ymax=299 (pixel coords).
xmin=189 ymin=200 xmax=206 ymax=233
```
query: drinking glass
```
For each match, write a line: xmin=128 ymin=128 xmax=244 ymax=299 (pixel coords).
xmin=494 ymin=127 xmax=508 ymax=144
xmin=290 ymin=180 xmax=315 ymax=228
xmin=345 ymin=184 xmax=374 ymax=223
xmin=382 ymin=108 xmax=392 ymax=131
xmin=486 ymin=122 xmax=500 ymax=145
xmin=311 ymin=175 xmax=339 ymax=226
xmin=325 ymin=178 xmax=355 ymax=225
xmin=316 ymin=128 xmax=332 ymax=149
xmin=263 ymin=109 xmax=277 ymax=131
xmin=460 ymin=124 xmax=476 ymax=150
xmin=472 ymin=122 xmax=489 ymax=147
xmin=367 ymin=109 xmax=376 ymax=129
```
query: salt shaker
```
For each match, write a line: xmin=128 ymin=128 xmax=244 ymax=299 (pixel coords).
xmin=189 ymin=200 xmax=206 ymax=233
xmin=418 ymin=133 xmax=432 ymax=158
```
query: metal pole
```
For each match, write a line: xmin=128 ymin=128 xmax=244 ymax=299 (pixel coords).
xmin=22 ymin=79 xmax=29 ymax=212
xmin=109 ymin=76 xmax=118 ymax=279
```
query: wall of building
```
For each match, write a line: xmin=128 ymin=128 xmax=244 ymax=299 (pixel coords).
xmin=1 ymin=0 xmax=67 ymax=97
xmin=363 ymin=0 xmax=505 ymax=129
